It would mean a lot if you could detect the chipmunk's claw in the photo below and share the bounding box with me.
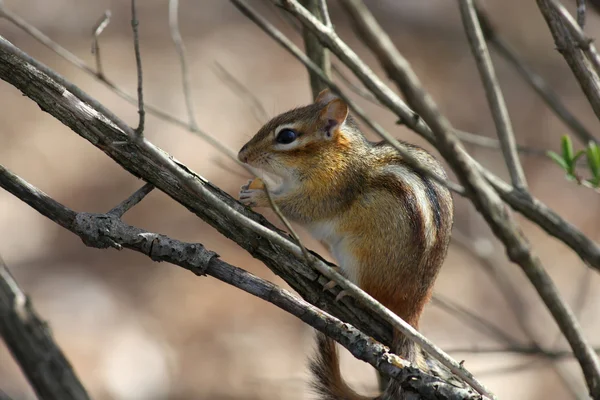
[335,290,350,302]
[239,179,262,207]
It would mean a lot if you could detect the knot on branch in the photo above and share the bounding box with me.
[73,213,124,250]
[72,213,218,276]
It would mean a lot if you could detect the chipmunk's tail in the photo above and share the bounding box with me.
[310,332,465,400]
[310,333,373,400]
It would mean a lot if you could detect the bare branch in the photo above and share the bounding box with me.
[549,0,600,72]
[168,0,199,131]
[537,0,600,124]
[577,0,586,28]
[300,0,332,97]
[0,257,90,400]
[317,0,331,28]
[0,166,479,400]
[130,0,145,135]
[431,294,522,346]
[107,182,154,217]
[480,168,600,270]
[458,0,527,191]
[212,62,269,123]
[91,10,111,78]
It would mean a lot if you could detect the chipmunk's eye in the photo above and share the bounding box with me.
[276,128,298,144]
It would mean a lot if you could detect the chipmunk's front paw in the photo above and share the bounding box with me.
[239,179,267,208]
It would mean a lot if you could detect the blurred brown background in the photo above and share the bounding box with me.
[1,0,600,399]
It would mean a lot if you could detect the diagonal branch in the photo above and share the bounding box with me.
[537,0,600,125]
[458,0,527,191]
[107,183,154,217]
[0,165,479,400]
[300,0,332,97]
[0,257,90,400]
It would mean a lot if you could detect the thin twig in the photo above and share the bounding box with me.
[130,0,145,135]
[91,10,111,78]
[458,0,527,191]
[431,294,523,346]
[475,3,597,145]
[107,183,154,217]
[0,256,91,400]
[577,0,586,28]
[317,0,331,28]
[212,62,269,123]
[299,0,332,97]
[168,0,199,131]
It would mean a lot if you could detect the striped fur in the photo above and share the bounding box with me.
[238,91,454,399]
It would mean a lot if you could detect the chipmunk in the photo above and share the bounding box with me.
[237,89,454,399]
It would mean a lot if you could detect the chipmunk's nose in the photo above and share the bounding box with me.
[238,144,249,163]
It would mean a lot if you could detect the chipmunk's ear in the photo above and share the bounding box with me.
[315,88,337,104]
[320,98,349,138]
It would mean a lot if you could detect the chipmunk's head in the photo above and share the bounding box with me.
[238,89,363,186]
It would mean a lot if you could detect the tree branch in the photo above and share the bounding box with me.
[458,0,528,191]
[299,0,332,97]
[537,0,600,125]
[0,257,90,400]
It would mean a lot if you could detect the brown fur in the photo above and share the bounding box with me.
[238,91,454,399]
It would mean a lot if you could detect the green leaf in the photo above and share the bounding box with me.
[547,151,569,172]
[587,142,600,180]
[570,150,586,175]
[561,135,574,167]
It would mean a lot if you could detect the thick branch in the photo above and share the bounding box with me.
[0,165,478,400]
[0,258,90,400]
